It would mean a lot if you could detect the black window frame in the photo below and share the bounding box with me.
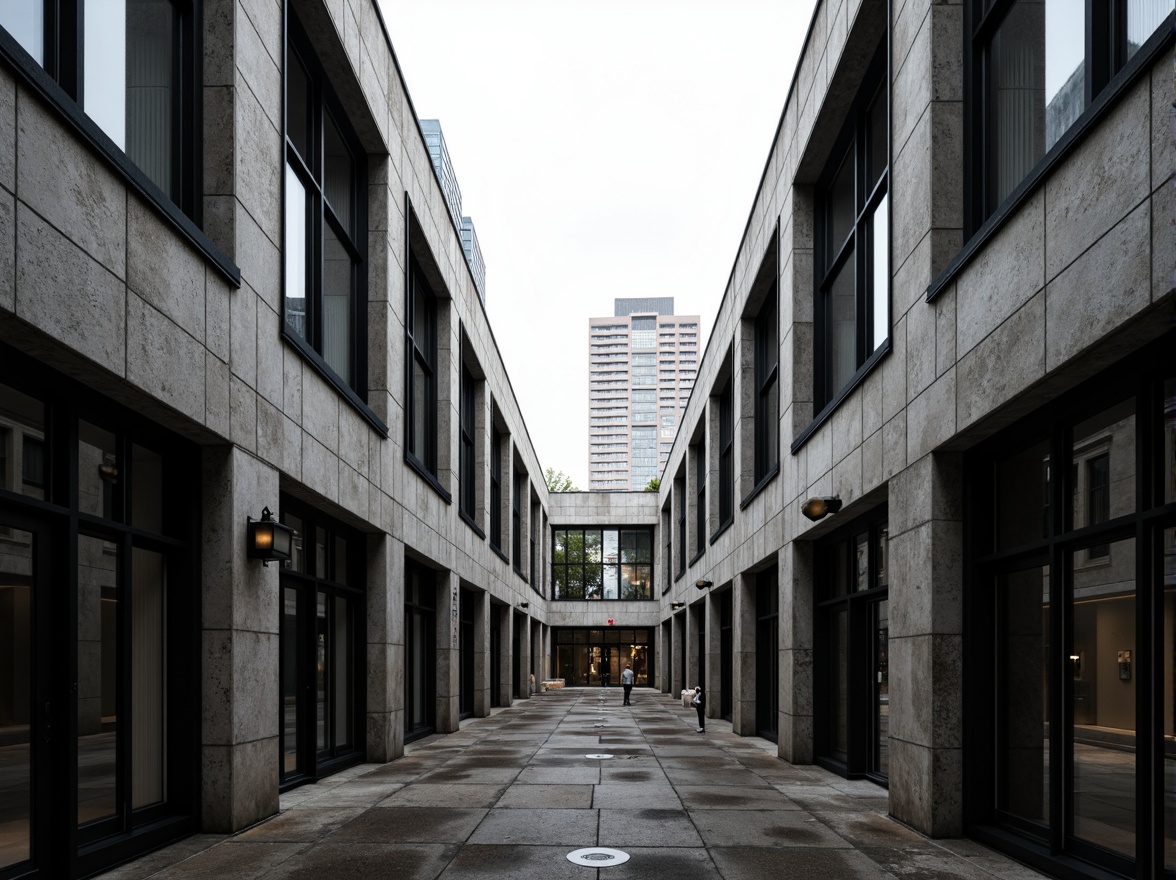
[676,475,687,578]
[813,44,890,416]
[0,0,239,284]
[512,466,524,577]
[692,442,706,565]
[550,526,655,601]
[458,356,481,535]
[489,425,503,553]
[282,11,374,425]
[405,254,438,478]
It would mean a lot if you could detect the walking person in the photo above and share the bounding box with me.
[692,685,705,732]
[621,664,634,705]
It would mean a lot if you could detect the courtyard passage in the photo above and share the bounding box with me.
[103,689,1048,880]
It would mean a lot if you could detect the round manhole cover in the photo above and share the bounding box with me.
[566,848,630,867]
[584,753,614,759]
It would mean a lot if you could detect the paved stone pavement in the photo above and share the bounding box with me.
[102,689,1050,880]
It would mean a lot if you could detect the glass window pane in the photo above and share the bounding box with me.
[831,609,849,757]
[870,194,889,352]
[125,0,178,200]
[876,522,889,588]
[322,224,353,385]
[131,547,165,808]
[78,535,118,825]
[568,530,584,564]
[996,438,1051,551]
[584,531,602,564]
[996,565,1049,827]
[0,2,44,64]
[854,532,870,591]
[1165,378,1176,504]
[827,148,854,264]
[0,382,47,500]
[1163,525,1176,871]
[79,422,118,521]
[316,591,328,751]
[334,595,351,748]
[412,357,429,462]
[827,250,856,396]
[283,513,305,573]
[84,0,127,149]
[284,165,309,342]
[0,525,33,869]
[287,51,312,163]
[554,530,567,564]
[553,565,566,599]
[602,530,619,564]
[315,528,327,580]
[1044,0,1085,152]
[566,564,583,599]
[281,585,299,775]
[867,87,887,192]
[1126,0,1174,61]
[333,535,347,584]
[131,445,163,533]
[1072,537,1135,857]
[323,114,353,236]
[585,564,602,600]
[874,599,890,777]
[990,2,1047,206]
[602,564,618,599]
[1070,397,1136,533]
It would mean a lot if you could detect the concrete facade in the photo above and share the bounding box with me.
[0,0,1170,878]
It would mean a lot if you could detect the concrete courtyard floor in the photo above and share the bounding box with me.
[102,688,1049,880]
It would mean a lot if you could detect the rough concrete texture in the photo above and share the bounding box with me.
[101,689,1048,880]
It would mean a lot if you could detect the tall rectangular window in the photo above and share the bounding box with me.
[816,49,888,409]
[969,0,1173,224]
[459,361,476,523]
[490,427,502,551]
[718,377,734,529]
[512,469,523,573]
[755,290,779,481]
[676,476,686,574]
[0,0,195,213]
[694,443,706,556]
[284,15,367,395]
[405,258,437,475]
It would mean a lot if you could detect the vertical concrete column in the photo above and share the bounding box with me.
[780,541,814,763]
[434,570,461,733]
[686,602,703,694]
[517,614,533,699]
[704,590,721,720]
[659,619,672,693]
[731,571,757,735]
[888,453,964,837]
[200,446,280,832]
[542,623,552,681]
[366,532,405,763]
[473,589,491,717]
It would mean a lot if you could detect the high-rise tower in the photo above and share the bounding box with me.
[588,298,700,490]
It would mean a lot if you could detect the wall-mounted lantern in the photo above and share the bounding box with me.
[520,602,529,609]
[670,601,685,611]
[695,579,713,590]
[801,496,843,522]
[247,506,294,567]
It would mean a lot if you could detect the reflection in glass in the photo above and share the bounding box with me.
[0,383,47,500]
[281,586,299,775]
[875,599,890,777]
[1072,538,1136,857]
[316,591,328,751]
[131,548,165,808]
[315,528,327,580]
[1126,0,1174,60]
[284,513,305,573]
[828,252,856,397]
[827,149,854,261]
[0,3,44,64]
[131,445,163,532]
[0,527,33,869]
[867,88,887,191]
[1163,527,1175,871]
[79,422,118,520]
[322,225,353,384]
[871,194,889,352]
[286,52,311,162]
[323,115,353,233]
[996,438,1050,550]
[996,565,1049,827]
[854,532,869,591]
[832,609,848,758]
[1164,379,1175,505]
[876,523,889,588]
[284,165,309,342]
[334,596,351,748]
[1070,398,1135,533]
[78,535,118,825]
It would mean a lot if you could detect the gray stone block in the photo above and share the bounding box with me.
[126,292,206,424]
[957,290,1045,431]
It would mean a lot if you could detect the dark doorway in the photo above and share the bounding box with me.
[489,607,502,708]
[719,591,733,721]
[459,589,475,719]
[404,560,436,743]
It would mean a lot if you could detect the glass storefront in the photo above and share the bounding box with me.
[553,628,653,686]
[968,339,1175,880]
[0,352,200,878]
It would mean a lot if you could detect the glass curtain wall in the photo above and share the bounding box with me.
[553,629,653,687]
[404,561,436,742]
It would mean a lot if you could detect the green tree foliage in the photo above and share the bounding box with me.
[545,467,578,492]
[643,477,661,492]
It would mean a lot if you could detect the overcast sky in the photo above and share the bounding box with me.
[378,0,808,489]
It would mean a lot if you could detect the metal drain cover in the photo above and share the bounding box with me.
[567,848,630,867]
[584,753,614,759]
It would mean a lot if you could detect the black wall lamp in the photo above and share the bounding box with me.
[801,496,842,522]
[695,579,713,590]
[247,506,294,566]
[520,602,529,609]
[670,601,685,610]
